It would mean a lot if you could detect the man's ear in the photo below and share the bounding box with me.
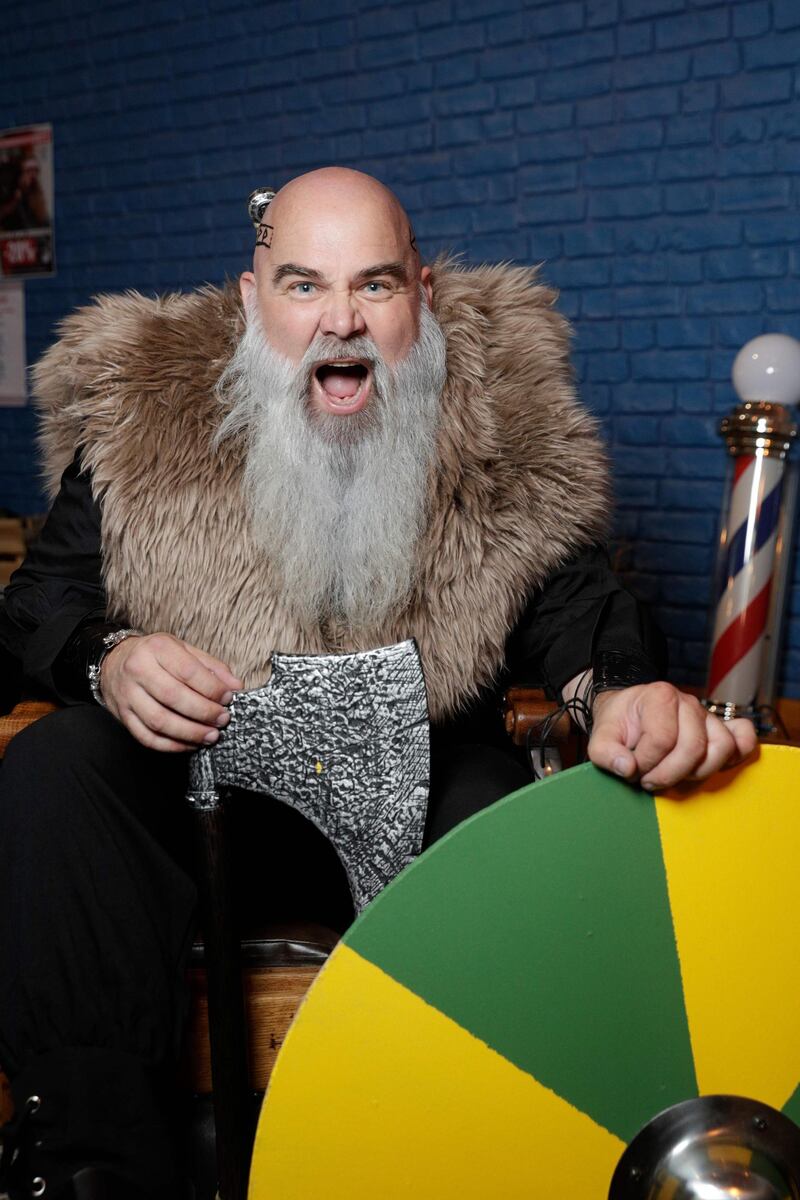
[420,264,433,308]
[239,270,256,307]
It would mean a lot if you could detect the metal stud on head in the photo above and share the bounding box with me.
[247,188,277,229]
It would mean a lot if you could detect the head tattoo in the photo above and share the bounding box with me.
[248,187,277,249]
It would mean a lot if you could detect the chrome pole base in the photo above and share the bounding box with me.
[609,1095,800,1200]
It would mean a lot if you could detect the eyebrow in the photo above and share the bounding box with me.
[272,263,326,284]
[271,261,410,286]
[353,261,409,284]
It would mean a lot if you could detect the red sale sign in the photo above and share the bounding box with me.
[0,124,55,278]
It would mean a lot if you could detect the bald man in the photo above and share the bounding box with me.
[86,169,754,784]
[0,168,754,1198]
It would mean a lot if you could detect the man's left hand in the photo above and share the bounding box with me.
[588,682,758,790]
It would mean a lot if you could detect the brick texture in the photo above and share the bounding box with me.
[2,0,799,695]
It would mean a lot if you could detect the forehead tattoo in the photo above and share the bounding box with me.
[248,187,277,250]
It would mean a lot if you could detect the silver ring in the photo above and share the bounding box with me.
[32,1178,46,1196]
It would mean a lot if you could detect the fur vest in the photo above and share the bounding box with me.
[32,260,610,722]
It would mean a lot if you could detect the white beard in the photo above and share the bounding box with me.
[215,295,447,629]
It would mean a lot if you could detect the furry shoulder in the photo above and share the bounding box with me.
[428,257,610,566]
[33,283,243,497]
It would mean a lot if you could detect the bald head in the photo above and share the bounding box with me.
[254,167,419,274]
[240,166,433,385]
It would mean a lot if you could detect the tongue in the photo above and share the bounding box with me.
[322,371,362,400]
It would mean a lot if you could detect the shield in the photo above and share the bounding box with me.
[248,745,800,1199]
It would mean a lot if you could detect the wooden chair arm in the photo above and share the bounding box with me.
[0,517,27,588]
[0,700,59,760]
[503,687,572,748]
[1,693,570,758]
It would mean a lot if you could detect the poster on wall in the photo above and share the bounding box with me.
[0,123,55,279]
[0,281,26,406]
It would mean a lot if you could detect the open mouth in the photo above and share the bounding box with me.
[312,359,372,415]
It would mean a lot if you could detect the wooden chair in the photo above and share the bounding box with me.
[0,519,27,589]
[0,700,59,757]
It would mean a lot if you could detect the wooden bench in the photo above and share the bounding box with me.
[0,516,43,588]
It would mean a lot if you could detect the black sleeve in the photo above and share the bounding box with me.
[0,450,112,707]
[506,544,667,699]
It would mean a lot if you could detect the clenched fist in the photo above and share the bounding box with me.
[588,682,758,790]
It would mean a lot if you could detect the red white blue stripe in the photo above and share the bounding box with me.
[707,454,785,705]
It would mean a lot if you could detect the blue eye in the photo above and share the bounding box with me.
[291,281,316,295]
[363,280,388,294]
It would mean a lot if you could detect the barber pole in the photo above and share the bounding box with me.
[705,334,800,729]
[706,452,788,714]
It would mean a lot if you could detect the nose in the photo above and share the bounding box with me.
[319,289,366,340]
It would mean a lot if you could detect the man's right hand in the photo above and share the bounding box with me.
[100,633,243,752]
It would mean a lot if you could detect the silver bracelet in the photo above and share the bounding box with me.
[87,628,142,708]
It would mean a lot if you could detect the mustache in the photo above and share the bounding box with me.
[298,335,379,384]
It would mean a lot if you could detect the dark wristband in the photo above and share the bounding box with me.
[591,646,661,695]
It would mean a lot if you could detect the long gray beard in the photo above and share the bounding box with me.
[215,297,447,629]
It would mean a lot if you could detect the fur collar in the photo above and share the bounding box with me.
[32,260,610,720]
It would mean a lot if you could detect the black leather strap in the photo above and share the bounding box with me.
[592,645,662,696]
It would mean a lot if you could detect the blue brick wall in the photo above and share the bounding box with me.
[2,0,800,695]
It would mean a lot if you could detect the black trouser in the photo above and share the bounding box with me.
[0,705,528,1190]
